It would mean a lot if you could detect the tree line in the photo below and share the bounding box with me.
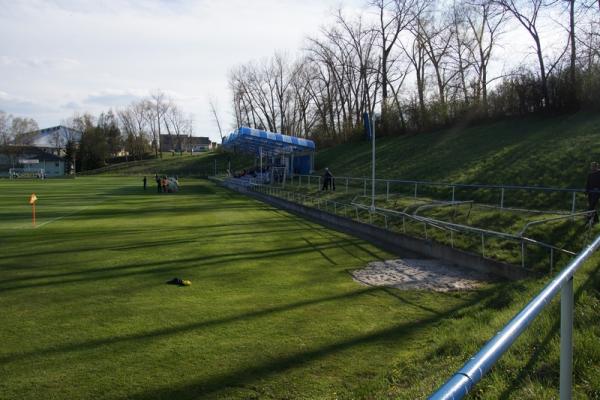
[1,91,194,171]
[229,0,600,145]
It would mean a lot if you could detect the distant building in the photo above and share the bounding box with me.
[0,146,66,177]
[20,125,82,157]
[160,134,212,153]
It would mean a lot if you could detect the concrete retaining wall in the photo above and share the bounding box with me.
[220,179,531,280]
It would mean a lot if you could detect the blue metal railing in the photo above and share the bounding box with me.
[429,233,600,400]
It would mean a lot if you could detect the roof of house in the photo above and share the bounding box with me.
[29,126,82,148]
[1,145,65,162]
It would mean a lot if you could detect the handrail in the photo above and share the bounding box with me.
[412,201,474,216]
[245,180,576,264]
[518,211,595,237]
[429,233,600,400]
[292,174,588,194]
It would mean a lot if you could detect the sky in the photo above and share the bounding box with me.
[0,0,569,142]
[0,0,359,142]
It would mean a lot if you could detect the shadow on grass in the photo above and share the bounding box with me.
[0,238,366,291]
[119,285,499,400]
[0,287,381,365]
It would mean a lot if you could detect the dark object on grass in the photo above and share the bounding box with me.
[166,277,191,286]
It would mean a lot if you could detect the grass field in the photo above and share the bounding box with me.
[1,177,599,399]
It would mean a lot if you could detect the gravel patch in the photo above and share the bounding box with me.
[351,259,493,292]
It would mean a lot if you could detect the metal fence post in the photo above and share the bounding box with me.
[560,277,574,400]
[414,183,418,198]
[481,234,485,258]
[571,192,576,214]
[363,179,367,196]
[521,240,526,268]
[500,188,505,209]
[345,177,349,193]
[452,186,456,202]
[386,181,390,201]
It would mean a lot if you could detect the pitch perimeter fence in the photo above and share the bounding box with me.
[223,178,589,272]
[288,174,590,214]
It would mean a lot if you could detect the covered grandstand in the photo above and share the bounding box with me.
[222,127,315,182]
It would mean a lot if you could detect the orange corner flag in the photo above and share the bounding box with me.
[29,193,38,205]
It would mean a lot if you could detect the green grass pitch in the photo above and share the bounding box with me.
[1,177,598,399]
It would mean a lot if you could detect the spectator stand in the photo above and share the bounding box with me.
[222,127,315,187]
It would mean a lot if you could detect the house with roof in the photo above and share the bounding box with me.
[160,134,213,153]
[0,145,67,177]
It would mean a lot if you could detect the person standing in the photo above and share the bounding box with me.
[586,162,600,224]
[155,174,161,193]
[143,176,147,190]
[322,168,332,191]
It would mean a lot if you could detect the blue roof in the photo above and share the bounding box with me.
[222,127,315,156]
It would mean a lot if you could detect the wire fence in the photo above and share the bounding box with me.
[287,174,590,214]
[222,178,591,272]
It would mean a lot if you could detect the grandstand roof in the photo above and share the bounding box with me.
[222,127,315,157]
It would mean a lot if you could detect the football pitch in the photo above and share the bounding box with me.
[0,177,501,399]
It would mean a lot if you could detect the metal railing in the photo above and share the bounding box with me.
[288,174,589,214]
[429,233,600,400]
[232,180,580,271]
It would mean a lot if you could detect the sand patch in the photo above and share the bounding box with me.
[351,259,492,292]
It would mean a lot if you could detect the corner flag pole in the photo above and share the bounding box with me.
[29,193,38,227]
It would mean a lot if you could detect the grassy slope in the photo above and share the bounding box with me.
[316,112,600,189]
[83,151,251,177]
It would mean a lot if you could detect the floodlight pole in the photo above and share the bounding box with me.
[371,115,376,212]
[259,146,263,182]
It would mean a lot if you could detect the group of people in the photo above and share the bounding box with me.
[143,174,179,193]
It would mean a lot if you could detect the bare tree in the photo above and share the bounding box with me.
[0,111,13,145]
[208,96,224,140]
[371,0,426,122]
[149,91,170,157]
[463,0,507,113]
[11,117,39,145]
[492,0,552,108]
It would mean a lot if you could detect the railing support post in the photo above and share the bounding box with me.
[386,181,390,201]
[571,192,576,215]
[345,177,349,193]
[452,186,456,203]
[560,277,574,400]
[500,188,505,209]
[363,179,367,196]
[414,183,418,198]
[481,234,486,258]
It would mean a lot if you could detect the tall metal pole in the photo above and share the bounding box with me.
[371,115,376,212]
[259,147,263,181]
[560,277,574,400]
